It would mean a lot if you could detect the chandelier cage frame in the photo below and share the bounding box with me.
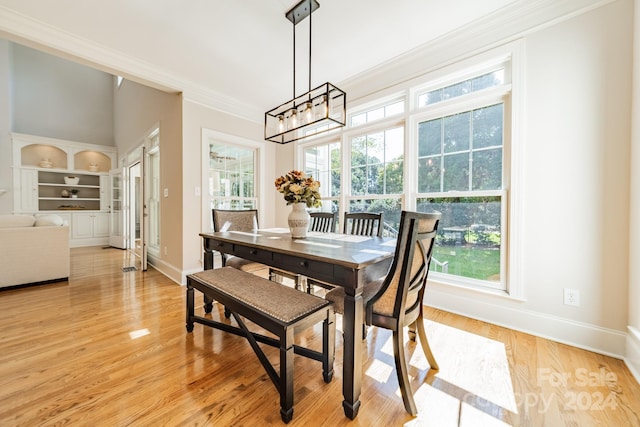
[264,0,346,144]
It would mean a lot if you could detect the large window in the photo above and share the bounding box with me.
[415,68,508,290]
[297,52,514,293]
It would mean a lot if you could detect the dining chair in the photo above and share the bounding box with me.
[309,211,337,233]
[343,212,384,237]
[212,209,265,273]
[325,210,441,415]
[269,212,337,290]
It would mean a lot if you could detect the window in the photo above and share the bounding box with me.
[208,142,257,217]
[303,142,340,214]
[348,125,404,235]
[414,67,508,291]
[350,100,404,127]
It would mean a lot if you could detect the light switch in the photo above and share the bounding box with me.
[163,188,169,197]
[195,186,201,196]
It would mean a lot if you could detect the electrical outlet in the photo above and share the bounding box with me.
[563,288,580,306]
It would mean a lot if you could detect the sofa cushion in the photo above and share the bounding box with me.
[0,215,35,228]
[35,214,64,227]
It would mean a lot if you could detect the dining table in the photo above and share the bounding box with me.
[199,228,395,419]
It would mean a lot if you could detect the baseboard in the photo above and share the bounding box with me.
[626,326,640,384]
[147,256,183,285]
[426,286,627,359]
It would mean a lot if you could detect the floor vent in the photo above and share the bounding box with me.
[122,266,138,272]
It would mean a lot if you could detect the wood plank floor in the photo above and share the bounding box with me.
[0,246,639,426]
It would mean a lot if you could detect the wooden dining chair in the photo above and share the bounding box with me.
[325,210,441,415]
[309,211,337,233]
[270,211,337,291]
[212,209,265,273]
[343,212,384,237]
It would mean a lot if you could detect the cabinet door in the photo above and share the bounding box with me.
[93,212,110,238]
[20,169,38,212]
[72,213,95,239]
[100,175,110,211]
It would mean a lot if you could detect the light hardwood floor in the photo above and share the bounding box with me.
[0,246,639,426]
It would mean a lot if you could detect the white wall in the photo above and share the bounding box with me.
[345,0,634,357]
[627,0,640,381]
[181,100,279,282]
[11,43,114,146]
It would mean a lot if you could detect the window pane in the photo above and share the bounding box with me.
[385,160,403,193]
[367,107,385,122]
[385,127,404,162]
[351,165,367,195]
[417,68,505,108]
[417,196,501,283]
[351,136,366,167]
[473,148,502,190]
[304,142,341,199]
[443,80,471,100]
[444,112,470,152]
[418,157,441,192]
[473,104,503,149]
[385,100,404,116]
[209,142,256,215]
[472,69,504,91]
[348,198,402,237]
[443,153,469,191]
[418,119,441,156]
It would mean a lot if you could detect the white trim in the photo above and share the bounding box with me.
[147,255,182,285]
[626,326,640,384]
[427,285,627,358]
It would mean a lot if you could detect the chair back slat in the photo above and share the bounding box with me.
[368,211,440,324]
[212,209,259,232]
[309,212,337,233]
[343,212,384,237]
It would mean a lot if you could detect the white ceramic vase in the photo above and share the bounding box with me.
[288,203,310,238]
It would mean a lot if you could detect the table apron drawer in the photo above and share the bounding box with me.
[234,244,273,263]
[274,253,333,278]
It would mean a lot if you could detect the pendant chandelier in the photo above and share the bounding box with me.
[264,0,346,144]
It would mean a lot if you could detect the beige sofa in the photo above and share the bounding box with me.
[0,214,70,289]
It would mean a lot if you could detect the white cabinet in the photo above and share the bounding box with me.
[72,212,109,246]
[12,133,117,247]
[19,169,38,212]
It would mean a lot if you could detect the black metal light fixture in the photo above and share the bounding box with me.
[264,0,346,144]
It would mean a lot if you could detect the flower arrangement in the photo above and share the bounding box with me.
[275,170,321,208]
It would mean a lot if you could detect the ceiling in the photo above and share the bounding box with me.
[0,0,522,122]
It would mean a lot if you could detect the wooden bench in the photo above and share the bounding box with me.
[186,267,336,423]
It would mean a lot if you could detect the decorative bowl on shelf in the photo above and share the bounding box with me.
[39,159,53,168]
[64,176,80,185]
[88,163,99,172]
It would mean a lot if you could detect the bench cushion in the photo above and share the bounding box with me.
[190,267,331,324]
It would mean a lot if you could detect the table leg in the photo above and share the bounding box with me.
[203,248,214,312]
[342,288,364,419]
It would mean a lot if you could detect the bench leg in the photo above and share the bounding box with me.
[323,310,335,383]
[280,329,294,423]
[186,283,194,332]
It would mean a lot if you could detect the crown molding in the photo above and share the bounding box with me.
[341,0,617,103]
[0,5,261,122]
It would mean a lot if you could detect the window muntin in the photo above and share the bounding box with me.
[417,69,504,107]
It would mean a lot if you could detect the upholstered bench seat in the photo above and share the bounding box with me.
[186,267,335,423]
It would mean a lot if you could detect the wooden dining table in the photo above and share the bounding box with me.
[199,228,395,419]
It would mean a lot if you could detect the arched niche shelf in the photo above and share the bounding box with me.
[21,144,68,169]
[74,150,112,172]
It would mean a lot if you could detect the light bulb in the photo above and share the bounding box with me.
[305,102,313,123]
[278,115,285,133]
[289,109,297,129]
